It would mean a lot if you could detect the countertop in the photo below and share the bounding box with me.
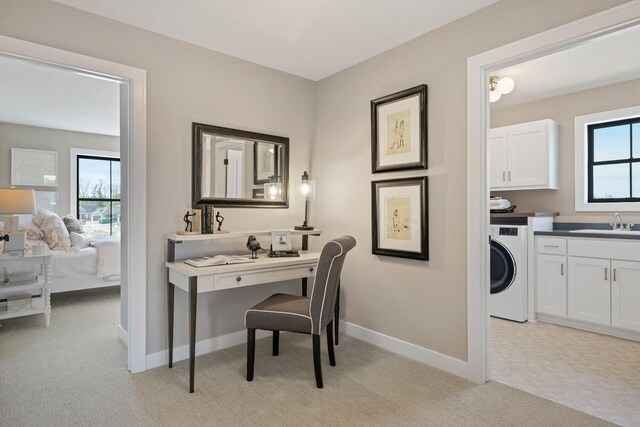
[534,222,640,240]
[490,212,558,218]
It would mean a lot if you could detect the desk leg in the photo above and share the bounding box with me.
[301,235,309,296]
[335,279,340,345]
[167,279,175,368]
[189,277,197,393]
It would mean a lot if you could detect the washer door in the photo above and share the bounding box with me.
[490,239,516,294]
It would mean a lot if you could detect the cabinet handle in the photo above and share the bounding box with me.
[604,268,608,281]
[508,171,511,181]
[544,245,559,248]
[502,171,506,182]
[236,276,242,282]
[560,263,564,276]
[613,268,617,282]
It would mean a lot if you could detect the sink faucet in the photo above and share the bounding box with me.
[612,213,634,231]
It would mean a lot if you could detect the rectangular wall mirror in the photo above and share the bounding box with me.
[192,123,289,208]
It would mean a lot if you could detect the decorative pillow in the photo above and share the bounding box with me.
[69,231,90,249]
[63,215,83,234]
[18,221,44,240]
[32,209,71,249]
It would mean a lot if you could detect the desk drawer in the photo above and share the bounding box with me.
[536,237,566,255]
[214,264,316,291]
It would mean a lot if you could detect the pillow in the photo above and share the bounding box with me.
[18,221,44,240]
[63,215,83,234]
[32,209,71,249]
[70,231,90,249]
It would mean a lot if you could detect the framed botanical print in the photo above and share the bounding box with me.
[371,176,428,260]
[371,84,427,173]
[253,142,278,184]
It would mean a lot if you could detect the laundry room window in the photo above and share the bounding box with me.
[575,106,640,211]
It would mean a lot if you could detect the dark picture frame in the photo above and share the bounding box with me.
[253,142,279,185]
[371,84,428,173]
[371,176,428,260]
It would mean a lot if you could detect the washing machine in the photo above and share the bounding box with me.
[490,225,528,322]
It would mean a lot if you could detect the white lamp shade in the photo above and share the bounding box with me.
[496,77,515,94]
[0,188,36,214]
[263,182,282,200]
[489,90,502,103]
[295,179,316,201]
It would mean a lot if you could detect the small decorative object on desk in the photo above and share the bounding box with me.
[246,235,262,259]
[185,255,254,268]
[271,230,292,251]
[215,211,225,232]
[178,210,199,235]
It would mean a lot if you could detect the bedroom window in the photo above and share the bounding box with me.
[575,106,640,211]
[76,155,121,236]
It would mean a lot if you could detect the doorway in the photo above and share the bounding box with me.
[0,35,147,372]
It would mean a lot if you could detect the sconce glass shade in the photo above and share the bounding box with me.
[496,77,515,94]
[263,182,283,201]
[295,177,316,201]
[489,90,502,103]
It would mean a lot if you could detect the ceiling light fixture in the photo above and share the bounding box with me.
[489,76,515,103]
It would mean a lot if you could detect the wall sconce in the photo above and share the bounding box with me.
[294,171,316,231]
[489,76,515,103]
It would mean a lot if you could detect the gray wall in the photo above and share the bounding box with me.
[491,78,640,224]
[313,0,628,360]
[0,122,119,217]
[0,0,630,361]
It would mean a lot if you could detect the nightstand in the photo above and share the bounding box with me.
[0,254,52,327]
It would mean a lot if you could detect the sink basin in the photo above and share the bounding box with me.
[569,229,640,235]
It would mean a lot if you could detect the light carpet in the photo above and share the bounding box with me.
[0,287,612,426]
[491,317,640,427]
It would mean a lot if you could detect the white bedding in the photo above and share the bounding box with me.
[26,236,121,293]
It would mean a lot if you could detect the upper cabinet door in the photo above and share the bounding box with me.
[489,128,508,189]
[489,119,558,191]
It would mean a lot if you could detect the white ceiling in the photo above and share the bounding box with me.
[491,25,640,109]
[52,0,498,81]
[0,55,120,136]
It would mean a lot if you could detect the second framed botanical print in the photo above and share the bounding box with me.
[371,176,428,260]
[371,84,427,173]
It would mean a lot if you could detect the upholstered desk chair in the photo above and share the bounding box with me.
[245,235,356,388]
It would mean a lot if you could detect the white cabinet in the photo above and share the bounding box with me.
[611,260,640,332]
[536,254,567,317]
[567,256,611,326]
[534,235,640,336]
[489,119,558,191]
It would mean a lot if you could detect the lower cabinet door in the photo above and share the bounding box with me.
[611,260,640,332]
[567,256,610,325]
[535,254,567,316]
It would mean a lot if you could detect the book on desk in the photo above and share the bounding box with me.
[184,255,254,268]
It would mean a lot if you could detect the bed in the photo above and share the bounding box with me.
[28,237,121,293]
[10,208,122,294]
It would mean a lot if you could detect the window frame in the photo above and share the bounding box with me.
[575,106,640,211]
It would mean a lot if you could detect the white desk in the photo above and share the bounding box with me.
[166,251,320,393]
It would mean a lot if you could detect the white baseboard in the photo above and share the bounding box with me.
[146,329,271,370]
[341,320,468,379]
[118,324,128,347]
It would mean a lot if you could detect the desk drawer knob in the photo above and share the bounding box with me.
[309,267,314,273]
[236,276,242,282]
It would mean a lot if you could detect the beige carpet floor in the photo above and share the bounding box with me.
[491,317,640,427]
[1,287,613,427]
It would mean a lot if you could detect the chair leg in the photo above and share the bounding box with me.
[272,330,279,356]
[312,334,323,388]
[326,320,336,366]
[247,328,255,381]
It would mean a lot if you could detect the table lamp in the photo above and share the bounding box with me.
[294,171,316,231]
[0,188,37,242]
